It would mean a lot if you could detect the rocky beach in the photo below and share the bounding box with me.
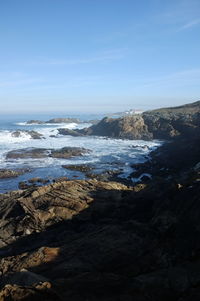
[0,101,200,300]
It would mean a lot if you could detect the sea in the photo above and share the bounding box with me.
[0,113,161,193]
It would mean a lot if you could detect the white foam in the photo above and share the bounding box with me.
[131,173,152,183]
[15,122,28,126]
[0,130,32,143]
[0,124,162,178]
[15,122,92,128]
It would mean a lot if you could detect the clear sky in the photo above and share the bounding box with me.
[0,0,200,113]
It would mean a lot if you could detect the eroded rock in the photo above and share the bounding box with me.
[0,169,30,179]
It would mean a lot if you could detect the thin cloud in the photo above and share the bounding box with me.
[0,72,44,88]
[137,69,200,89]
[30,48,127,66]
[178,18,200,31]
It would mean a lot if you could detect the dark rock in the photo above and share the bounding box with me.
[28,178,50,184]
[26,120,45,124]
[6,148,50,159]
[6,147,90,160]
[18,181,31,190]
[51,147,90,158]
[87,119,100,125]
[0,282,61,301]
[62,164,93,172]
[53,177,69,183]
[47,118,80,124]
[58,128,84,136]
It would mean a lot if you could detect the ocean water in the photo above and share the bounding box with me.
[0,114,161,193]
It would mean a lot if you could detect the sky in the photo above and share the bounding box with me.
[0,0,200,114]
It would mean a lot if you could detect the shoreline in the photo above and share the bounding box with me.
[0,101,200,300]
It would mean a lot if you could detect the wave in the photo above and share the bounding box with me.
[15,122,91,127]
[15,122,28,126]
[0,130,32,143]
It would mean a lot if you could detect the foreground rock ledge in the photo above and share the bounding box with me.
[0,166,199,300]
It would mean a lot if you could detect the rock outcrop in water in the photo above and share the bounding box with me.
[6,147,89,159]
[11,130,44,139]
[0,169,30,179]
[47,118,80,124]
[27,118,80,124]
[57,128,84,136]
[26,120,45,125]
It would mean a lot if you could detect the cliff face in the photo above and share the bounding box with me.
[142,100,200,139]
[79,100,200,140]
[82,115,152,140]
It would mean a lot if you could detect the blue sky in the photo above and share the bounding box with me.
[0,0,200,113]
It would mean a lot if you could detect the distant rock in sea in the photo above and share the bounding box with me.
[57,128,84,136]
[26,118,81,124]
[26,120,45,124]
[46,117,80,123]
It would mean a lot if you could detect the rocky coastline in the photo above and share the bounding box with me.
[57,100,200,141]
[0,101,200,300]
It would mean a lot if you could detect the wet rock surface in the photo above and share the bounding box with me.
[18,178,50,190]
[57,128,85,136]
[0,169,31,179]
[62,164,93,173]
[51,147,89,159]
[6,147,90,160]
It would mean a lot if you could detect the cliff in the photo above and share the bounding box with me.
[75,100,200,140]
